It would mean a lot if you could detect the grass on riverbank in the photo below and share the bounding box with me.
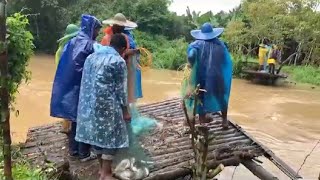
[0,142,49,180]
[282,65,320,86]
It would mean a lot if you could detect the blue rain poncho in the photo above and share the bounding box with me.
[123,30,143,99]
[75,44,129,149]
[50,14,101,121]
[187,38,232,115]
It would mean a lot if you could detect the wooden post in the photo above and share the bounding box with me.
[182,85,223,180]
[0,1,12,180]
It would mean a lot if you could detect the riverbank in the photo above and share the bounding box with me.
[282,65,320,87]
[0,142,48,179]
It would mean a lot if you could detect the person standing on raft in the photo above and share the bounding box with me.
[101,13,140,119]
[54,24,80,134]
[76,34,129,180]
[50,14,102,161]
[186,23,233,129]
[123,26,143,100]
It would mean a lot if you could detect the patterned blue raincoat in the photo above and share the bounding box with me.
[75,44,129,149]
[187,38,232,115]
[50,15,101,121]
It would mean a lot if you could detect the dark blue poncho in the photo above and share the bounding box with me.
[50,14,101,121]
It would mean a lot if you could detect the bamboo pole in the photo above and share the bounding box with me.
[0,1,12,180]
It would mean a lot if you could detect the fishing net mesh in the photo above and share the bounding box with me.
[114,51,156,166]
[180,61,198,115]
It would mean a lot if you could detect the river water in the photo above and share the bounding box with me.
[10,55,320,179]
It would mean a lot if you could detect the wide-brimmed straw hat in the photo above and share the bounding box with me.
[102,13,137,28]
[191,23,224,40]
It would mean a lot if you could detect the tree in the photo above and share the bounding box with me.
[0,11,34,180]
[223,20,248,54]
[0,1,11,179]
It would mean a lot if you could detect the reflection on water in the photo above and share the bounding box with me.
[11,55,320,179]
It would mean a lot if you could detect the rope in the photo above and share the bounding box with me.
[296,139,320,176]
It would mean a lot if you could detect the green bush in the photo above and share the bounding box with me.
[6,13,34,104]
[231,54,245,78]
[134,30,188,70]
[0,13,46,180]
[153,38,187,69]
[0,140,48,180]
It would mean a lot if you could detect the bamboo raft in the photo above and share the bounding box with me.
[243,69,287,78]
[22,98,301,180]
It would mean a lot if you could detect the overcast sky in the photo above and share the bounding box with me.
[169,0,241,15]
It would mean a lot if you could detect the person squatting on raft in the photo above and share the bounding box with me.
[75,34,129,180]
[54,24,80,134]
[50,14,102,161]
[186,23,232,129]
[101,13,141,115]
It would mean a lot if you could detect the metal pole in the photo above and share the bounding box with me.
[0,0,12,179]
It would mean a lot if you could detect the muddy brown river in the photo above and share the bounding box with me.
[10,55,320,179]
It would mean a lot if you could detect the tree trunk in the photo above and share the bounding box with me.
[0,1,12,180]
[294,42,302,66]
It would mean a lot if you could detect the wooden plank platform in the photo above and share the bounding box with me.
[21,98,301,180]
[243,69,288,79]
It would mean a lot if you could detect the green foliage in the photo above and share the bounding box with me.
[8,0,74,53]
[6,13,34,105]
[153,38,188,70]
[8,0,191,52]
[134,30,188,70]
[7,0,320,81]
[231,54,246,78]
[223,0,320,66]
[0,142,48,180]
[282,65,320,86]
[0,12,37,180]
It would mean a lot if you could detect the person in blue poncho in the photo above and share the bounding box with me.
[186,23,233,129]
[50,14,102,161]
[123,27,143,100]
